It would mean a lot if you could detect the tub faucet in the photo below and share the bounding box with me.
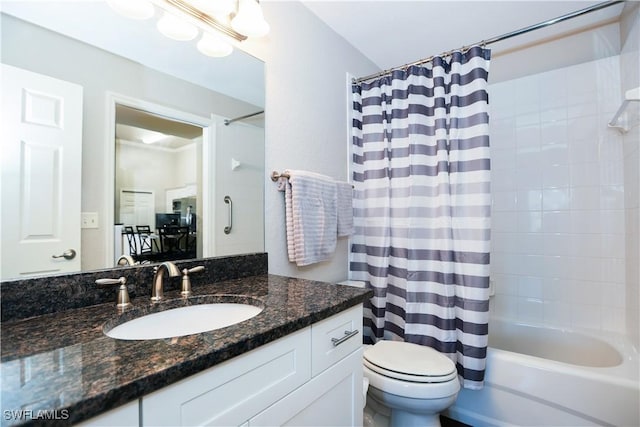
[151,261,181,302]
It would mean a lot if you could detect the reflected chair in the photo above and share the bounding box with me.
[175,226,190,254]
[124,225,156,263]
[158,226,178,255]
[123,226,138,257]
[136,225,159,254]
[185,230,197,258]
[158,226,192,260]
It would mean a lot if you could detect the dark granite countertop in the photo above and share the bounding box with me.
[0,274,371,426]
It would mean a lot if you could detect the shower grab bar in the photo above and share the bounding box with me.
[608,87,640,134]
[224,196,232,234]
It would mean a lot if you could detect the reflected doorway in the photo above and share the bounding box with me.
[114,104,204,264]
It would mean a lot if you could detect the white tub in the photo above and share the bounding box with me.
[446,318,640,426]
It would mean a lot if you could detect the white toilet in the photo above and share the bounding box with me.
[363,340,460,427]
[337,281,461,427]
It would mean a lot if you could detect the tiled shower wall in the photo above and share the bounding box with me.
[621,5,640,347]
[488,55,627,333]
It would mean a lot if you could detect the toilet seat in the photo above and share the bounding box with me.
[363,341,460,400]
[363,341,457,383]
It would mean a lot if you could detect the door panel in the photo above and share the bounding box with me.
[1,64,83,279]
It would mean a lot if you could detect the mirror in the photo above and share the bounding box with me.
[0,1,265,280]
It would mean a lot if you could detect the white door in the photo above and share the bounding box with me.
[1,64,83,280]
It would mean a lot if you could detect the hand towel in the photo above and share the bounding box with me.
[336,181,354,236]
[285,170,337,266]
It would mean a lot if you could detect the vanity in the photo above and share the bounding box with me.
[0,254,372,426]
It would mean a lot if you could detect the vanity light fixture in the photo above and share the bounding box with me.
[106,0,269,58]
[197,33,234,58]
[231,0,270,38]
[157,10,199,41]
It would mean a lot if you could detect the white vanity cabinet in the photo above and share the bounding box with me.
[140,304,363,426]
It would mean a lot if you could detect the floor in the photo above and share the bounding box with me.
[364,399,472,427]
[441,415,472,427]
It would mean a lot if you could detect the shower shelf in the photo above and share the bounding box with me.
[608,86,640,134]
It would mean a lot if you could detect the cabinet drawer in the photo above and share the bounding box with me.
[311,304,363,377]
[142,327,311,426]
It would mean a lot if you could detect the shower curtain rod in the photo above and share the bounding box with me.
[224,110,264,126]
[353,0,624,84]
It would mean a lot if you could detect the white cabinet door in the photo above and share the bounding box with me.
[249,349,363,427]
[1,64,83,279]
[141,328,311,426]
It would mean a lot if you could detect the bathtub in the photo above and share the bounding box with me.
[445,318,639,426]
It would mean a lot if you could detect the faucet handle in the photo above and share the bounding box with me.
[96,277,132,310]
[181,266,205,298]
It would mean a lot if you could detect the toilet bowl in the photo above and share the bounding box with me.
[336,280,460,427]
[363,341,460,427]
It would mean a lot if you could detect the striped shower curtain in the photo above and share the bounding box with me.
[350,46,492,389]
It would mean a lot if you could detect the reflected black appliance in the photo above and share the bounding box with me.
[155,213,180,229]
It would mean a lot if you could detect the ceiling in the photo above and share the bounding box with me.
[302,0,626,73]
[116,105,202,150]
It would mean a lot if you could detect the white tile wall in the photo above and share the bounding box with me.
[620,6,640,348]
[489,56,628,333]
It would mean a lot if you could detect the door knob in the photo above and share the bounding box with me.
[52,249,77,260]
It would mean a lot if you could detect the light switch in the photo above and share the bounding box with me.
[81,212,99,229]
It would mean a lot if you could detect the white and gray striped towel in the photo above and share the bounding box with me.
[279,170,352,266]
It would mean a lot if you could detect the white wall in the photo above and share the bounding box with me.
[257,2,378,282]
[620,3,640,347]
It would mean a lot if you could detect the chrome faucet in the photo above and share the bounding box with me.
[151,261,181,302]
[117,255,137,266]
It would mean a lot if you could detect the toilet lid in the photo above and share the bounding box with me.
[364,341,457,383]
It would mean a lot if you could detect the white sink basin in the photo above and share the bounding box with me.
[105,303,263,340]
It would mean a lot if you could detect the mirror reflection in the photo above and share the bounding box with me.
[0,1,265,280]
[115,105,203,264]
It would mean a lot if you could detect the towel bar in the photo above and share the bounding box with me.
[271,170,290,181]
[271,170,354,188]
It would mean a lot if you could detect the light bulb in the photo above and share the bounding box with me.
[142,131,166,145]
[106,0,155,20]
[157,11,198,41]
[231,0,270,38]
[197,33,233,57]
